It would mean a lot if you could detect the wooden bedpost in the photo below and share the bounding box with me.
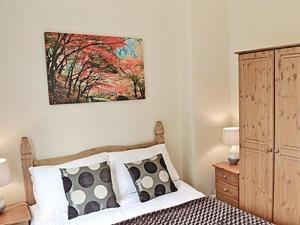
[155,121,165,144]
[20,137,36,205]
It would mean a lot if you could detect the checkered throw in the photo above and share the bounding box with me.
[114,197,273,225]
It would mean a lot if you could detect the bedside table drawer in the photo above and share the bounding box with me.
[216,180,238,200]
[213,162,239,209]
[216,168,239,186]
[216,193,239,208]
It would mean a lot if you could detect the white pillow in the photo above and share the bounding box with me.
[108,144,179,203]
[29,152,108,218]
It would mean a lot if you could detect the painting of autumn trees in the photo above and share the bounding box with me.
[44,32,145,104]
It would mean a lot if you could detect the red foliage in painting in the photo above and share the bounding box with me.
[44,32,145,104]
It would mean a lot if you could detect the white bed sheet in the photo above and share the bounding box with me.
[30,180,205,225]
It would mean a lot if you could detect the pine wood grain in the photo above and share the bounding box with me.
[216,193,239,208]
[274,47,300,225]
[215,167,239,187]
[213,162,239,208]
[238,45,300,224]
[213,162,239,175]
[235,43,300,55]
[239,51,274,221]
[216,180,239,201]
[0,203,31,225]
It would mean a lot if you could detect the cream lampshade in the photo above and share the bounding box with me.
[0,158,12,213]
[222,127,239,165]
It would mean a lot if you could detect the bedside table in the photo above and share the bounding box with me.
[0,203,31,225]
[213,162,239,208]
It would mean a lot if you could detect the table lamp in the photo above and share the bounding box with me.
[222,127,239,165]
[0,158,11,213]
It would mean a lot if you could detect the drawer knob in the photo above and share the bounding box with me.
[223,175,227,179]
[223,188,228,192]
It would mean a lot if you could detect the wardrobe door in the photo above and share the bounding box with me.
[274,47,300,225]
[239,51,274,221]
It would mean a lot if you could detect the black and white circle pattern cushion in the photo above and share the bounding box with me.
[60,162,119,220]
[125,154,178,202]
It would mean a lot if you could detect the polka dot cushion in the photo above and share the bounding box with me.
[60,162,119,220]
[125,154,178,202]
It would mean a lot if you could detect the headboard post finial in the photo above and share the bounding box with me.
[154,121,165,144]
[20,137,36,205]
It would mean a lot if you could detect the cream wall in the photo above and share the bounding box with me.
[188,0,300,195]
[0,0,233,204]
[0,0,186,204]
[182,0,231,195]
[228,0,300,124]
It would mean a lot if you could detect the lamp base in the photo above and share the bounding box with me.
[0,193,5,214]
[228,157,239,165]
[228,145,239,165]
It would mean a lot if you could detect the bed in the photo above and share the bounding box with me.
[20,121,273,225]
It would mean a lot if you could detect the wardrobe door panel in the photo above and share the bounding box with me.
[239,51,274,221]
[274,47,300,225]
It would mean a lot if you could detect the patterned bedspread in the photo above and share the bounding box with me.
[114,197,273,225]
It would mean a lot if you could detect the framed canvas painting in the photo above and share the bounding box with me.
[44,32,145,104]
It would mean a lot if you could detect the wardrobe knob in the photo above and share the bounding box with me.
[274,148,280,154]
[223,188,228,192]
[223,175,227,179]
[267,148,273,153]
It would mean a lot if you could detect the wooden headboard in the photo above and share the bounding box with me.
[20,121,165,205]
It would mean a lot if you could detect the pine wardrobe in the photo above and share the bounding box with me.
[237,44,300,225]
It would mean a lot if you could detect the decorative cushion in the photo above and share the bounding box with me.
[29,152,109,218]
[125,154,178,202]
[108,144,180,203]
[60,162,119,220]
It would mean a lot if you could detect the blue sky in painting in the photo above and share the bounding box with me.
[115,38,140,59]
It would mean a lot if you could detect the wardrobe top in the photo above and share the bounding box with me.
[235,43,300,55]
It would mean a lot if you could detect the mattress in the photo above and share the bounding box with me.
[30,180,205,225]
